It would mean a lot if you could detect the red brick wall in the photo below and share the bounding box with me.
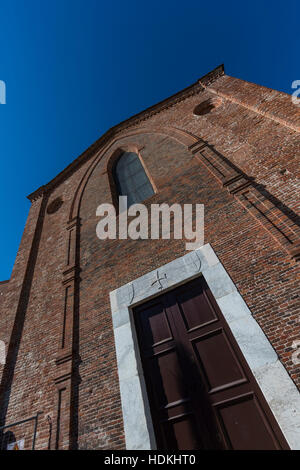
[0,72,299,449]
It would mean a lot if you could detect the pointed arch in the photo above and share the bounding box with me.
[68,126,198,221]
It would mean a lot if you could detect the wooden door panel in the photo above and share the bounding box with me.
[175,286,217,331]
[215,394,281,450]
[161,414,202,450]
[147,348,190,409]
[191,328,247,394]
[137,301,173,349]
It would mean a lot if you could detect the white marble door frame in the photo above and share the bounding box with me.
[109,243,300,450]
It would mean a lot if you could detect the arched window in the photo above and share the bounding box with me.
[113,151,154,207]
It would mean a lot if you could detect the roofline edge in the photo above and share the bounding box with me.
[27,64,225,202]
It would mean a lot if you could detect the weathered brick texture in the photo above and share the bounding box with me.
[0,66,299,449]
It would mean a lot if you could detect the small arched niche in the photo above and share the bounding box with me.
[193,97,223,116]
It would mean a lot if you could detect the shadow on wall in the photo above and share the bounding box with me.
[0,195,49,433]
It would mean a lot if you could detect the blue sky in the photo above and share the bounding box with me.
[0,0,299,280]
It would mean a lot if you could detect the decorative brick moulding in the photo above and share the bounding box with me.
[189,140,300,261]
[53,215,81,449]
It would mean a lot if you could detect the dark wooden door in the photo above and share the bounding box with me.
[133,276,289,450]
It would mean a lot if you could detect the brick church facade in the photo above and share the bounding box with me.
[0,65,299,450]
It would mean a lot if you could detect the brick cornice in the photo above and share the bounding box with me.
[27,65,224,202]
